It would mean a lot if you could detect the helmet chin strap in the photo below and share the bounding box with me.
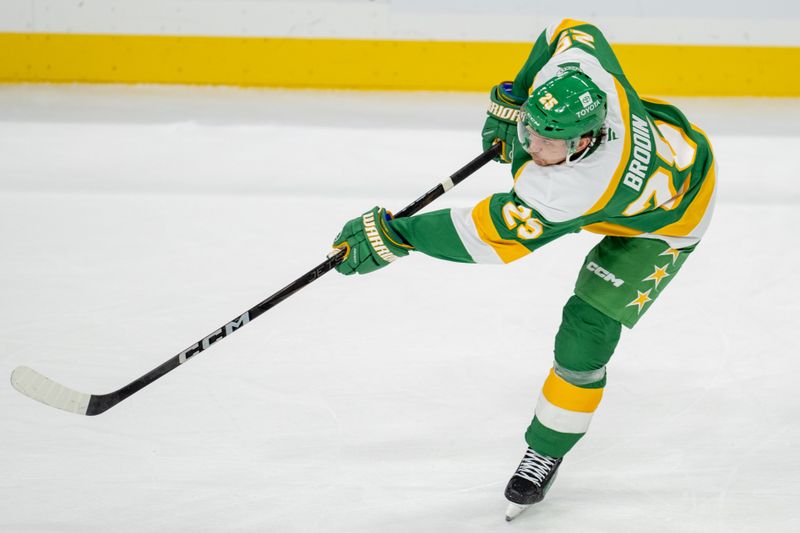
[564,136,596,167]
[563,137,582,167]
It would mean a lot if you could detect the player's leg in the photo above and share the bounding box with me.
[521,294,620,457]
[505,236,697,519]
[504,295,620,520]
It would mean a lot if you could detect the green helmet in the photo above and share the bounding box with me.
[517,69,607,162]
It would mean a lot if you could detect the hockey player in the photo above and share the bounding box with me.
[332,19,716,520]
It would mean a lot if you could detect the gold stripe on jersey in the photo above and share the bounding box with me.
[548,19,592,44]
[471,196,532,264]
[656,157,716,237]
[541,368,604,412]
[582,221,643,237]
[582,77,632,217]
[513,160,532,183]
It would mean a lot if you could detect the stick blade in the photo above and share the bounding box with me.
[11,366,91,415]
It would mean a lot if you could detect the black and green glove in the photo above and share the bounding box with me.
[482,81,527,163]
[333,207,412,275]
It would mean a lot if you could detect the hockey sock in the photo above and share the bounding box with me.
[525,295,621,458]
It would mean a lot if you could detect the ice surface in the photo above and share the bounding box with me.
[1,84,798,532]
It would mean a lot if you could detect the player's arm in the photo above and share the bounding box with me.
[509,29,553,98]
[482,29,551,164]
[330,193,579,275]
[389,192,581,265]
[505,17,624,101]
[483,19,622,164]
[513,19,626,92]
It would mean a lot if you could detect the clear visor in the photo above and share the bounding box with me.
[517,120,568,157]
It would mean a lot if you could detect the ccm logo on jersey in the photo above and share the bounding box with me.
[586,262,625,287]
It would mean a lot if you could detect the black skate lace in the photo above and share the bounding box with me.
[514,448,558,485]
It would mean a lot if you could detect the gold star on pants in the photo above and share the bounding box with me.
[659,248,681,265]
[643,264,670,290]
[626,289,653,314]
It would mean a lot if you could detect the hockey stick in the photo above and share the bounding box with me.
[10,143,502,416]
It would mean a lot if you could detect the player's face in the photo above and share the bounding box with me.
[521,127,569,166]
[518,123,593,166]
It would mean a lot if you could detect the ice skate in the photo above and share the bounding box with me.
[504,447,562,521]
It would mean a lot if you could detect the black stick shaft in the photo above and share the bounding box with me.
[86,144,501,415]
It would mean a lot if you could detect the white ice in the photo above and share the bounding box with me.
[1,84,798,532]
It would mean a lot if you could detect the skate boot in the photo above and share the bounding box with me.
[504,447,562,521]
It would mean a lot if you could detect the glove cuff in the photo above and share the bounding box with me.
[487,82,525,124]
[362,208,410,265]
[497,81,527,105]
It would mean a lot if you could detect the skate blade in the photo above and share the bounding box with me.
[505,502,531,522]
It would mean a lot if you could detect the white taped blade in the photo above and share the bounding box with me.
[10,366,91,415]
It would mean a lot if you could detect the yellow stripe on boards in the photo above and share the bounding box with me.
[541,368,604,413]
[0,33,527,91]
[0,33,798,96]
[615,43,800,97]
[470,196,531,264]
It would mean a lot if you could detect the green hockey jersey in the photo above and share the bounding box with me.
[391,19,717,265]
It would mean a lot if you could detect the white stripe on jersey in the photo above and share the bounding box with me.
[684,164,717,239]
[514,47,628,224]
[449,207,504,264]
[545,22,558,44]
[638,232,700,249]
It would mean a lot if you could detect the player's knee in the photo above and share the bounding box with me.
[554,294,621,380]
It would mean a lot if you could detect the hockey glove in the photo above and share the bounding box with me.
[333,207,412,275]
[482,81,526,164]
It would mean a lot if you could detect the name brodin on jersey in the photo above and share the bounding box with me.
[622,113,653,192]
